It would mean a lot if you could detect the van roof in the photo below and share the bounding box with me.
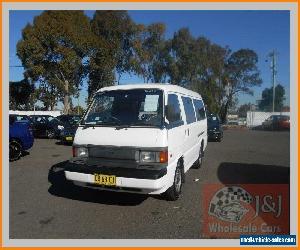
[97,83,202,99]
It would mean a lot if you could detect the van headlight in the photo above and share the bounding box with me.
[73,146,88,157]
[138,150,168,163]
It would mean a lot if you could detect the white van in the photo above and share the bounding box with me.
[64,84,207,200]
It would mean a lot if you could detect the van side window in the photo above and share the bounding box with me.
[181,96,196,124]
[166,94,182,125]
[193,99,206,121]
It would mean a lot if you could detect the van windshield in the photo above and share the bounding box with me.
[82,88,164,127]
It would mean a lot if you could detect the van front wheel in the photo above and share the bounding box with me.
[164,164,183,201]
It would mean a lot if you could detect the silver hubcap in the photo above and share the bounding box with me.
[174,168,182,193]
[10,142,20,159]
[48,131,54,137]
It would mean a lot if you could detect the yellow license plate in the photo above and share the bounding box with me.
[94,174,116,186]
[65,136,73,141]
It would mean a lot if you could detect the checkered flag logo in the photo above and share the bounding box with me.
[208,186,253,223]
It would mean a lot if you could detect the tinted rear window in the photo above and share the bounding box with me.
[193,99,206,121]
[166,94,182,125]
[181,96,196,124]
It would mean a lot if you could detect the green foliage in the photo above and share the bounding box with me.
[17,10,93,114]
[34,81,59,110]
[9,79,35,110]
[89,10,137,97]
[15,10,262,120]
[258,84,285,111]
[219,49,262,122]
[130,23,167,83]
[70,105,85,115]
[225,49,262,95]
[237,103,251,118]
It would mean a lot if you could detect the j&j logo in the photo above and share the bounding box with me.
[203,184,289,237]
[208,186,253,223]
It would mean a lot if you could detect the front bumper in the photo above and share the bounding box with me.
[64,159,170,194]
[65,171,169,194]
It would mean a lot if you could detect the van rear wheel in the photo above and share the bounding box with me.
[164,163,183,201]
[194,146,204,169]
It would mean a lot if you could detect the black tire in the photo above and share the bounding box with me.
[9,140,22,161]
[46,129,55,139]
[164,162,183,201]
[194,145,204,169]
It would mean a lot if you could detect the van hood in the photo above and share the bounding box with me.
[73,126,167,148]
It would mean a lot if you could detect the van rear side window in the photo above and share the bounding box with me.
[193,99,206,121]
[181,96,196,124]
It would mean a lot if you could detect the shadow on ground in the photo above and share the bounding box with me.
[217,162,289,184]
[55,141,72,146]
[48,161,148,206]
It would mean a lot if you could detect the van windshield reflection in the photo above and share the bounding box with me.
[82,89,163,127]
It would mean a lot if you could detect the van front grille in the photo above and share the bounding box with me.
[88,145,137,160]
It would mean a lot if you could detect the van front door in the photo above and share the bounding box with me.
[166,94,185,167]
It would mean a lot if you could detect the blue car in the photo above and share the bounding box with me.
[9,115,34,161]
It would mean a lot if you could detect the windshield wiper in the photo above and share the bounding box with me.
[81,123,96,129]
[115,124,132,130]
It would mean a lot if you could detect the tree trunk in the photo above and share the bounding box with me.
[220,94,233,124]
[220,100,229,124]
[50,102,55,111]
[63,80,70,114]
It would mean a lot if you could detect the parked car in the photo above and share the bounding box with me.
[262,115,290,130]
[63,84,208,201]
[9,114,31,123]
[57,115,81,143]
[9,115,34,161]
[29,115,64,138]
[207,113,223,142]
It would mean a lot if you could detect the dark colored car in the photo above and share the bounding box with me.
[29,115,65,139]
[57,115,81,143]
[9,115,34,161]
[262,115,290,130]
[207,113,223,142]
[9,114,31,123]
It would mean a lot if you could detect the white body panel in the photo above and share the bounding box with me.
[65,84,207,195]
[74,126,167,148]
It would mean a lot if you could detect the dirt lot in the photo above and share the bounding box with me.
[9,130,290,239]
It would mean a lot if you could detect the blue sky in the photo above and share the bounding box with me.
[9,10,290,109]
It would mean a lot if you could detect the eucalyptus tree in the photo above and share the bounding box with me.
[17,10,93,113]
